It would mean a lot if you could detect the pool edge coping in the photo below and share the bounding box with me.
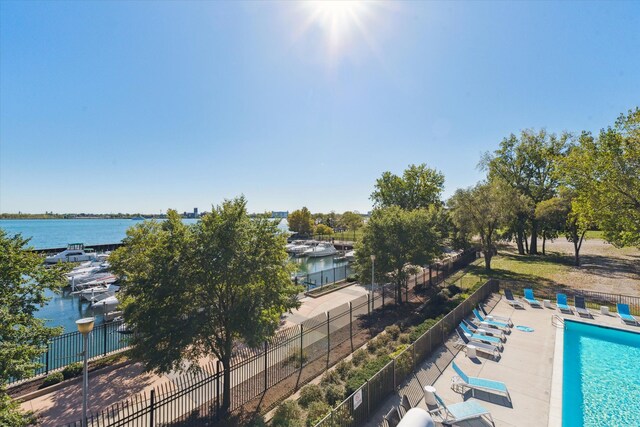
[548,319,564,427]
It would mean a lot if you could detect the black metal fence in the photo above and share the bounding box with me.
[9,320,130,385]
[60,250,479,427]
[313,279,500,427]
[296,263,353,290]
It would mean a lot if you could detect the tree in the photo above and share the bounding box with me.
[110,199,301,414]
[482,129,571,254]
[0,230,67,425]
[339,211,364,231]
[535,198,567,255]
[288,207,315,236]
[315,224,333,236]
[370,164,445,210]
[448,181,516,270]
[355,206,442,304]
[562,108,640,247]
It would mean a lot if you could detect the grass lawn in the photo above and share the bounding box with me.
[584,230,605,239]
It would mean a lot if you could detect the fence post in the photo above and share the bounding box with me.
[326,312,330,369]
[300,325,304,369]
[149,389,155,427]
[382,284,385,307]
[367,293,371,315]
[393,358,397,389]
[264,341,268,392]
[103,324,108,357]
[349,302,353,352]
[45,348,50,375]
[366,380,370,418]
[216,360,221,419]
[429,265,433,286]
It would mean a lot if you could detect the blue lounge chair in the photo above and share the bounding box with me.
[459,323,504,350]
[455,327,501,359]
[556,293,572,313]
[574,296,592,318]
[478,305,514,327]
[463,319,506,341]
[523,288,542,307]
[473,309,510,330]
[429,393,495,426]
[616,304,639,325]
[451,362,512,402]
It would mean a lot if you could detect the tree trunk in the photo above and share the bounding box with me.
[516,229,525,255]
[221,340,233,414]
[524,232,529,254]
[530,219,538,255]
[542,231,546,255]
[573,239,580,266]
[484,251,492,271]
[396,278,403,305]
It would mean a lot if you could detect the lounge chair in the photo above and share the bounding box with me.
[383,406,401,427]
[450,362,511,402]
[616,304,639,326]
[455,327,501,359]
[478,305,514,327]
[504,289,525,308]
[523,288,542,307]
[463,319,506,341]
[459,323,504,350]
[473,309,510,331]
[556,293,572,313]
[429,393,495,426]
[574,296,592,318]
[399,394,414,417]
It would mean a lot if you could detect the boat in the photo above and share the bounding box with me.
[91,295,119,308]
[345,250,356,262]
[116,322,133,335]
[45,243,97,264]
[289,243,311,257]
[79,284,119,301]
[304,244,337,258]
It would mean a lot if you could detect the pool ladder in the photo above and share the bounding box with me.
[551,314,565,328]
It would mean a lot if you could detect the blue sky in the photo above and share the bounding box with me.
[1,1,639,214]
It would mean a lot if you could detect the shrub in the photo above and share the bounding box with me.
[366,338,379,354]
[335,360,353,380]
[305,401,331,427]
[272,401,303,427]
[409,316,442,342]
[40,372,64,388]
[320,369,341,386]
[298,384,324,408]
[346,275,357,283]
[398,333,411,344]
[324,383,345,406]
[351,349,368,366]
[62,362,83,380]
[283,348,307,368]
[246,414,266,427]
[384,325,401,340]
[376,333,391,347]
[446,284,463,295]
[345,355,391,395]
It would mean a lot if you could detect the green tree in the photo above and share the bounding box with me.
[562,108,640,247]
[448,181,516,270]
[355,206,442,304]
[315,224,333,236]
[0,231,67,425]
[339,211,364,231]
[371,163,445,210]
[535,197,568,255]
[288,207,315,236]
[110,199,301,414]
[482,129,571,254]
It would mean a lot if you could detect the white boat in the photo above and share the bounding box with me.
[345,250,356,262]
[304,244,337,258]
[91,295,119,308]
[79,284,119,301]
[45,243,97,264]
[289,244,311,257]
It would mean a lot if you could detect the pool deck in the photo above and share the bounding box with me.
[372,295,640,426]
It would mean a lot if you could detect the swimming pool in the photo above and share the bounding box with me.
[562,320,640,426]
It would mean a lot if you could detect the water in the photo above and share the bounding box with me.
[1,218,345,332]
[562,320,640,426]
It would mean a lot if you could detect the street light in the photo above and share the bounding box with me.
[370,255,376,309]
[76,317,95,427]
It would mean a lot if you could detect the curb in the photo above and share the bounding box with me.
[305,281,356,298]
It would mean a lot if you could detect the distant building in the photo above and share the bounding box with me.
[194,207,198,217]
[271,211,288,218]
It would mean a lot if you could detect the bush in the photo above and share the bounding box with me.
[40,372,64,388]
[398,333,411,344]
[409,316,442,342]
[376,333,391,347]
[283,348,307,368]
[305,401,331,427]
[62,362,83,380]
[446,284,463,296]
[272,401,304,427]
[320,369,341,386]
[246,414,266,427]
[346,275,357,282]
[345,355,391,395]
[335,360,353,380]
[366,338,379,354]
[384,325,401,340]
[351,349,368,366]
[298,384,324,408]
[324,383,345,406]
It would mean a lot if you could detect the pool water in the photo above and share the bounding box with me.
[563,320,640,426]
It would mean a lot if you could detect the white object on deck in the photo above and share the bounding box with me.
[397,408,435,427]
[601,305,610,315]
[423,385,437,406]
[466,345,477,358]
[543,299,552,308]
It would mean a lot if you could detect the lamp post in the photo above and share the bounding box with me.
[370,255,376,309]
[76,317,95,427]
